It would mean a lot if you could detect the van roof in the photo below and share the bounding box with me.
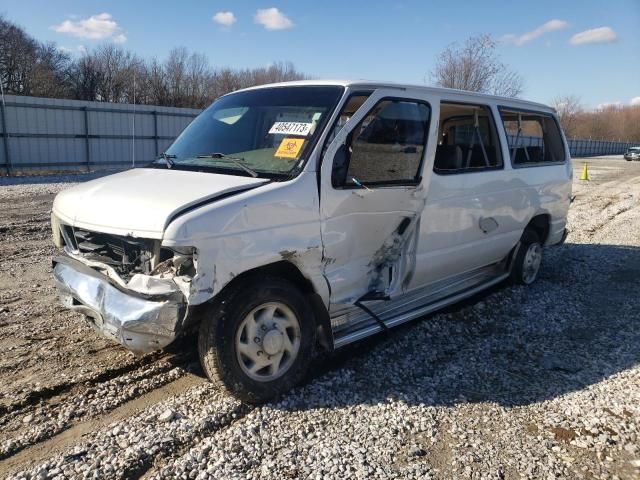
[236,80,556,113]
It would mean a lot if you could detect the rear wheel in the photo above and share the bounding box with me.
[510,230,543,285]
[198,276,315,403]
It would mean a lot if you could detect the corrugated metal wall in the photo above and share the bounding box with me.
[508,134,636,158]
[0,95,200,174]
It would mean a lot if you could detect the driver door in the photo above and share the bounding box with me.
[320,88,438,307]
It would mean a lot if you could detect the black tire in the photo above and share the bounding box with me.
[510,230,543,285]
[198,275,316,403]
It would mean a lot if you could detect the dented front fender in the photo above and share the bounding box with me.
[162,172,330,307]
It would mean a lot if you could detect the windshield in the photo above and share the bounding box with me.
[629,147,640,153]
[159,86,344,177]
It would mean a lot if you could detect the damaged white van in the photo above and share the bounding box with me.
[51,81,571,401]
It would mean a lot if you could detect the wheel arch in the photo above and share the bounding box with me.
[525,213,551,245]
[506,213,550,273]
[205,260,334,351]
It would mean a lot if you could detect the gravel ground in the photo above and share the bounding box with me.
[1,157,639,479]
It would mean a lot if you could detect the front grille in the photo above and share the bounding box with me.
[63,225,153,279]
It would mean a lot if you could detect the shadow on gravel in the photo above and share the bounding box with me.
[281,242,640,410]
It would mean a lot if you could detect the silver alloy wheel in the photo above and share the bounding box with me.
[522,242,542,284]
[235,302,301,382]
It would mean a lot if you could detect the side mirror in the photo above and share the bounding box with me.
[331,143,350,187]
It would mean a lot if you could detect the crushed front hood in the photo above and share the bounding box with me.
[52,168,268,238]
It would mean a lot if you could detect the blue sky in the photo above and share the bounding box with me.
[1,0,638,107]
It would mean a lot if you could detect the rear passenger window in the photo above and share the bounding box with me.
[434,103,503,174]
[499,109,566,165]
[343,99,430,185]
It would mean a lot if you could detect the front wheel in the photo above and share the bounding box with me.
[198,276,316,403]
[510,230,543,285]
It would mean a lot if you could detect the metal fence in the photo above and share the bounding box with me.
[507,134,636,158]
[567,138,636,157]
[1,95,637,175]
[0,95,200,174]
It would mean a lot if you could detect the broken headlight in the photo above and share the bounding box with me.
[153,246,197,277]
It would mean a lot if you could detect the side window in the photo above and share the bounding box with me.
[434,103,503,174]
[336,99,430,186]
[499,109,566,165]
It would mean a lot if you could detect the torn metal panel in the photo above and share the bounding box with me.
[53,256,185,354]
[318,87,439,307]
[366,214,420,295]
[161,172,329,307]
[59,239,194,299]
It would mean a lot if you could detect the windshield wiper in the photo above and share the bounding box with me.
[195,153,258,178]
[158,152,176,169]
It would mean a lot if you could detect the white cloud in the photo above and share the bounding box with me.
[58,45,89,56]
[52,13,127,43]
[502,19,569,46]
[597,101,622,110]
[570,26,617,45]
[254,8,293,30]
[212,11,236,27]
[594,97,639,110]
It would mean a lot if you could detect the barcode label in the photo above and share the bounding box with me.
[269,122,313,136]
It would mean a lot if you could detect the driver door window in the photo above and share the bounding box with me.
[333,99,431,187]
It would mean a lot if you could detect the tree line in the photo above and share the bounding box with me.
[1,15,638,142]
[553,95,640,143]
[0,14,306,109]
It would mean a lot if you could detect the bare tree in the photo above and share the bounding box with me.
[67,54,103,101]
[184,52,212,108]
[30,42,72,98]
[90,45,142,103]
[552,95,583,138]
[164,47,189,106]
[430,34,524,97]
[0,14,38,94]
[211,67,243,99]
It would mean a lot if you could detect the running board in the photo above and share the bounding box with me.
[332,269,509,349]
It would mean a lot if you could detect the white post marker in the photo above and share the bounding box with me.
[132,71,136,168]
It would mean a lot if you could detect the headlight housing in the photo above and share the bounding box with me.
[51,213,63,248]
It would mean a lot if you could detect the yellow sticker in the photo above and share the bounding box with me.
[275,138,305,159]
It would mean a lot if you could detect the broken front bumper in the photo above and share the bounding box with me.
[52,256,186,354]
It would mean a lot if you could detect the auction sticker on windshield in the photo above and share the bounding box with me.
[269,122,313,136]
[275,138,305,159]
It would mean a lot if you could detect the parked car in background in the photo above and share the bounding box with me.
[624,146,640,161]
[50,81,572,402]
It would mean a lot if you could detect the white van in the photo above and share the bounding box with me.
[51,81,572,401]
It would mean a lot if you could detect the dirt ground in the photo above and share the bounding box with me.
[0,157,639,479]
